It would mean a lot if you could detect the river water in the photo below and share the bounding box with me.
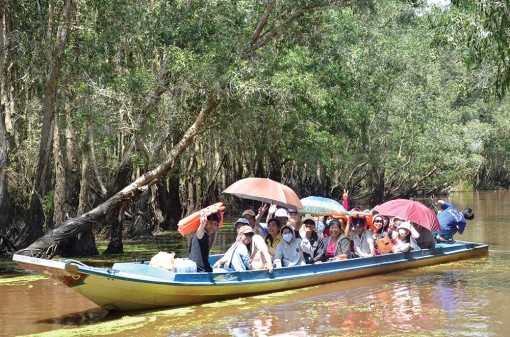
[1,191,509,337]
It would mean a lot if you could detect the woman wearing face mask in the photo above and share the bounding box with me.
[273,225,311,268]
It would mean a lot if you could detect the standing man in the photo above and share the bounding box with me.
[188,212,219,272]
[436,200,474,242]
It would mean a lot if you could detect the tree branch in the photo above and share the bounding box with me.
[250,6,329,53]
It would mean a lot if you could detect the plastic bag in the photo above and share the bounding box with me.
[149,251,175,271]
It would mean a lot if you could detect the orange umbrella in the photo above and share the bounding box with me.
[223,177,303,209]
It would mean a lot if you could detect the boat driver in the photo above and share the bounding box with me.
[187,212,219,272]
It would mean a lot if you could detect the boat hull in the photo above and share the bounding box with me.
[13,241,488,311]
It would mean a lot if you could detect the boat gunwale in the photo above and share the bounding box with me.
[29,240,488,287]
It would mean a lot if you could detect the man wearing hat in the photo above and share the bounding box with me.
[274,208,289,227]
[220,217,273,273]
[287,208,303,237]
[301,214,324,264]
[242,209,256,226]
[243,208,269,236]
[225,225,255,271]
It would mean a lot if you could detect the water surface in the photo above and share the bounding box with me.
[1,191,509,336]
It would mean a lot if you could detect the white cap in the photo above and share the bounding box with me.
[397,221,420,239]
[274,208,289,218]
[302,214,314,222]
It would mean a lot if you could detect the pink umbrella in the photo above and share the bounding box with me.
[223,177,303,209]
[372,199,440,231]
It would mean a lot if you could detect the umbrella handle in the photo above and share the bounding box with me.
[429,197,439,213]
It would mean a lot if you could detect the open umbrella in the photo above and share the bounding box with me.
[299,196,349,216]
[223,177,303,209]
[372,199,440,231]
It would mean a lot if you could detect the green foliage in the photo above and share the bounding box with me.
[41,189,55,214]
[5,0,510,243]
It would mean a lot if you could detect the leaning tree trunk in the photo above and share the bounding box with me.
[16,95,219,258]
[21,0,74,248]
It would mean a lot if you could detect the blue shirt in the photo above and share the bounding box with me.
[227,243,251,271]
[438,201,466,237]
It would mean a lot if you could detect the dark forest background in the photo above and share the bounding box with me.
[1,0,509,258]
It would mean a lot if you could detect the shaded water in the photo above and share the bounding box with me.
[1,191,509,336]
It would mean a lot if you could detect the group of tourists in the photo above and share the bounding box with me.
[186,198,474,273]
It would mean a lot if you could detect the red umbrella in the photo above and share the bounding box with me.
[223,177,303,209]
[372,199,440,231]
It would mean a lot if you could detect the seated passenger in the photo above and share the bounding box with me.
[264,218,282,259]
[321,219,351,261]
[273,207,289,227]
[243,207,269,236]
[223,225,254,271]
[249,224,274,272]
[301,214,325,264]
[388,215,405,233]
[213,218,251,269]
[413,222,436,249]
[371,215,392,255]
[391,221,421,253]
[273,225,311,268]
[371,215,389,240]
[287,208,302,237]
[349,218,375,258]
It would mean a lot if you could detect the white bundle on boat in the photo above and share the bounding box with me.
[173,258,197,273]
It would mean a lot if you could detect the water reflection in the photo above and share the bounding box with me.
[162,268,498,337]
[37,308,110,326]
[226,312,274,337]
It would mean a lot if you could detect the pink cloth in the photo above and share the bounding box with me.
[325,239,338,258]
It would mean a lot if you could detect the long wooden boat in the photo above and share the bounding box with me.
[13,240,488,311]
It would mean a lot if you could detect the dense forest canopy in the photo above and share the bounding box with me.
[1,0,509,257]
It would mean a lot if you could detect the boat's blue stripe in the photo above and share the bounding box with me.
[75,241,488,287]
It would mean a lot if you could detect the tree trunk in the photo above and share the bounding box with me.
[104,205,125,254]
[0,0,8,231]
[126,187,155,238]
[0,102,7,232]
[157,175,181,231]
[52,94,97,257]
[16,95,219,258]
[102,152,133,253]
[21,0,74,248]
[53,93,81,226]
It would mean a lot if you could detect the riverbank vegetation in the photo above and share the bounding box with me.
[1,0,509,258]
